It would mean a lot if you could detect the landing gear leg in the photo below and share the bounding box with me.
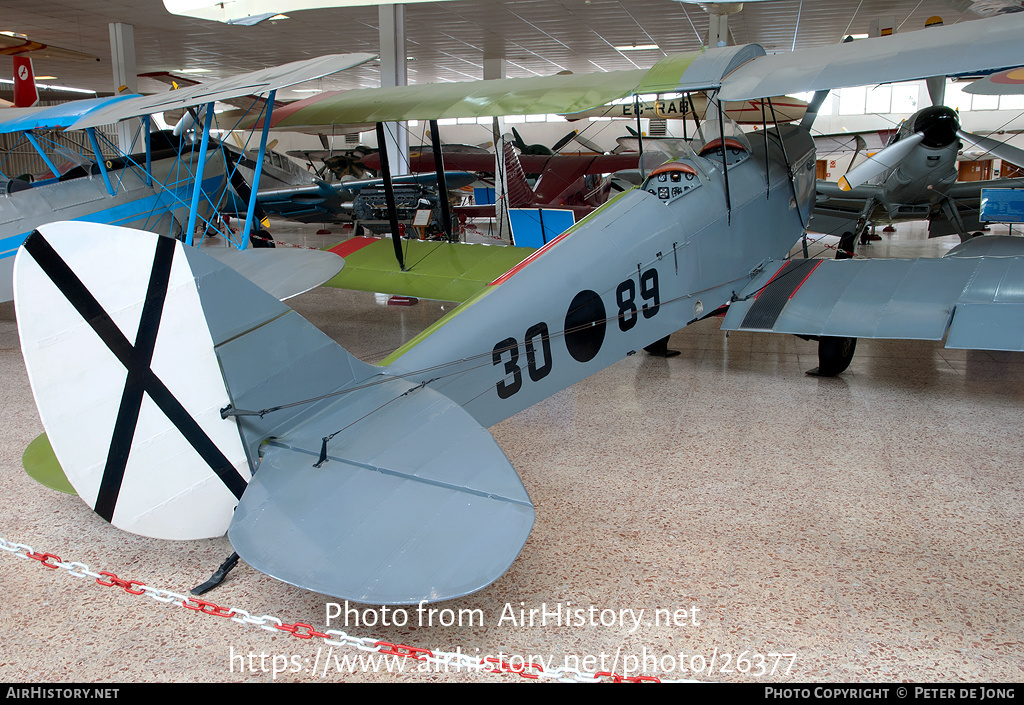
[806,336,857,377]
[836,231,856,259]
[644,335,680,358]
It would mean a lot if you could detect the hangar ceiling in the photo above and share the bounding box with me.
[0,0,1013,101]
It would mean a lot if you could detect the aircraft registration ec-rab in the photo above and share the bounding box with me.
[12,14,1024,605]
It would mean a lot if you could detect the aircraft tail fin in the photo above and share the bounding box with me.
[500,136,536,208]
[13,56,39,108]
[16,221,533,604]
[15,222,254,540]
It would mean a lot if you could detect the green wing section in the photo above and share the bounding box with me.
[23,433,76,495]
[326,237,534,302]
[273,64,686,127]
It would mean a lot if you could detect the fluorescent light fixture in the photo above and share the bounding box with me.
[164,0,456,24]
[0,78,96,94]
[177,68,211,74]
[615,43,660,51]
[292,88,322,93]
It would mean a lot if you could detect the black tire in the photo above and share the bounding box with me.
[810,336,857,377]
[836,232,856,259]
[250,230,275,248]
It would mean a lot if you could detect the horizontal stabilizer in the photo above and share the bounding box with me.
[228,376,534,605]
[207,246,533,603]
[722,249,1024,350]
[204,246,343,300]
[945,235,1024,258]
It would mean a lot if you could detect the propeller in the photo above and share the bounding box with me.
[844,134,868,171]
[839,105,960,191]
[572,133,605,154]
[956,130,1024,169]
[324,147,376,180]
[839,133,924,191]
[551,129,579,152]
[510,126,580,155]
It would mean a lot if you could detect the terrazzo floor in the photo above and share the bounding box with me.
[1,220,1022,683]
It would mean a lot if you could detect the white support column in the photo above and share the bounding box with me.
[378,4,408,175]
[483,56,511,242]
[484,57,506,146]
[109,22,139,155]
[704,2,743,48]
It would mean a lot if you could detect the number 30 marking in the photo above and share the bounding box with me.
[493,322,553,399]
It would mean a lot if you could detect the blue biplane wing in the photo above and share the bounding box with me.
[0,54,376,135]
[0,96,138,135]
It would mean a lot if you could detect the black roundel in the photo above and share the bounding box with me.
[564,290,606,363]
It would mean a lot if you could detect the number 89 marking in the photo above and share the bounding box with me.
[616,268,660,331]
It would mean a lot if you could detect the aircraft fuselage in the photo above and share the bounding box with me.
[875,106,961,214]
[386,124,817,427]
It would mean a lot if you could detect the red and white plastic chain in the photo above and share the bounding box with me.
[0,536,685,683]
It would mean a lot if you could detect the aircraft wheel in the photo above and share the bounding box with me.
[807,336,856,377]
[836,232,856,259]
[250,230,276,248]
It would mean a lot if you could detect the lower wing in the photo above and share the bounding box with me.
[721,236,1024,352]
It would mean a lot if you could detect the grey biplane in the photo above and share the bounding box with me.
[13,15,1024,605]
[0,52,375,302]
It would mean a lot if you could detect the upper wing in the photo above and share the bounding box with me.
[0,33,100,61]
[272,68,651,126]
[720,238,1024,351]
[0,54,376,135]
[257,16,1023,129]
[718,15,1024,100]
[71,53,376,129]
[269,48,754,126]
[0,97,135,135]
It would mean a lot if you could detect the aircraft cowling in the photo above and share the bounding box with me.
[912,105,960,149]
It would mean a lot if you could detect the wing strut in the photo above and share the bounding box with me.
[718,96,732,224]
[429,119,454,241]
[761,99,771,198]
[185,102,214,246]
[766,97,809,257]
[239,89,276,250]
[23,132,62,180]
[375,121,406,271]
[633,95,644,179]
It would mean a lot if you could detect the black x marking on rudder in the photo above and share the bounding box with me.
[23,231,247,523]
